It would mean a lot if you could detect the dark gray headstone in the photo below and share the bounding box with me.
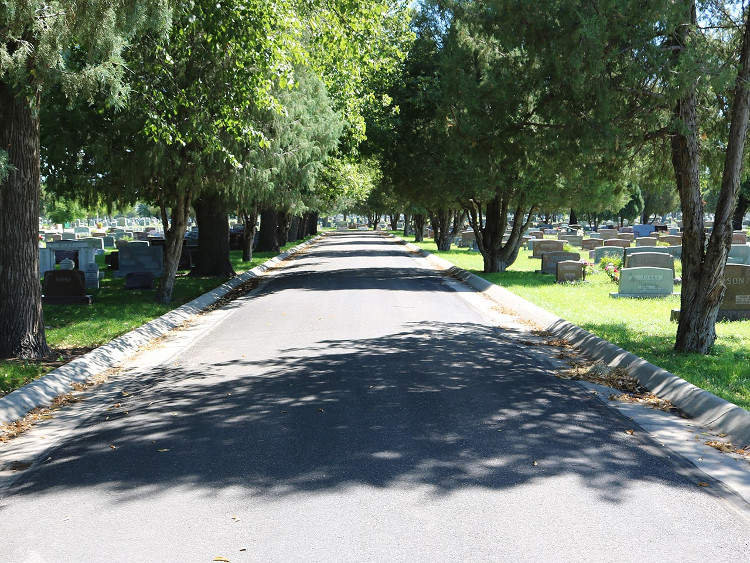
[125,271,154,290]
[42,270,92,305]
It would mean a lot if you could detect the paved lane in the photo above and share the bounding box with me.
[1,231,749,561]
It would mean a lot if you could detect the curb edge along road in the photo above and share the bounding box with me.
[398,237,750,451]
[0,235,325,426]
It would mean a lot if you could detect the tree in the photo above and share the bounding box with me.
[0,1,169,358]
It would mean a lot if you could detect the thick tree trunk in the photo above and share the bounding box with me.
[288,215,301,242]
[430,209,465,251]
[255,206,279,252]
[276,210,292,247]
[389,213,399,231]
[469,194,533,273]
[367,212,381,229]
[241,206,259,262]
[413,214,426,242]
[732,193,748,231]
[191,190,235,277]
[156,191,191,304]
[403,214,412,236]
[0,82,51,359]
[305,211,319,236]
[674,4,750,353]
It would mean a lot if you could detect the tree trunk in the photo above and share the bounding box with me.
[156,191,191,304]
[191,190,235,277]
[403,214,412,236]
[569,208,578,226]
[288,215,301,242]
[431,209,466,251]
[255,206,279,252]
[241,205,259,262]
[389,212,399,231]
[732,193,748,231]
[367,212,381,229]
[673,2,750,353]
[0,82,51,358]
[276,210,292,247]
[469,193,533,273]
[305,211,319,236]
[413,214,426,242]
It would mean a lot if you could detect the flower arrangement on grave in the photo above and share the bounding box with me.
[603,262,620,283]
[581,259,596,277]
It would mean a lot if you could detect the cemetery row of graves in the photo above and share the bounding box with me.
[0,217,304,399]
[409,222,750,412]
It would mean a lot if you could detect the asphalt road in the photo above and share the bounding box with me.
[1,231,749,562]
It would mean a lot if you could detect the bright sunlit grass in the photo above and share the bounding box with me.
[407,235,750,411]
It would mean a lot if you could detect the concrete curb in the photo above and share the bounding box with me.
[400,237,750,449]
[0,235,324,426]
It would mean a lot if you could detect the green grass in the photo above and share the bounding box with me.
[405,235,750,411]
[0,240,310,398]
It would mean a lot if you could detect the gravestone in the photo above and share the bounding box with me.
[531,240,565,258]
[718,264,750,320]
[102,236,116,248]
[540,251,581,274]
[114,246,163,278]
[659,235,682,246]
[635,237,658,247]
[46,240,96,271]
[588,232,602,239]
[59,258,75,270]
[728,244,750,265]
[632,224,656,237]
[732,232,748,245]
[593,246,625,264]
[544,229,558,236]
[61,232,76,240]
[611,267,675,298]
[528,230,545,239]
[618,226,634,234]
[624,251,675,274]
[125,271,154,290]
[81,237,105,254]
[556,260,584,283]
[559,234,583,247]
[128,240,150,247]
[42,270,92,305]
[84,262,100,289]
[581,239,603,250]
[616,233,635,242]
[603,238,631,248]
[459,230,476,248]
[598,228,618,240]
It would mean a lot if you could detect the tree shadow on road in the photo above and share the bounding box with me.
[3,322,689,506]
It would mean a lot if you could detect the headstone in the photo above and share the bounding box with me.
[559,234,583,247]
[581,239,603,250]
[61,232,76,240]
[635,237,658,246]
[624,251,675,274]
[588,232,602,239]
[618,226,634,234]
[540,251,581,274]
[81,237,105,252]
[531,240,565,258]
[39,248,55,276]
[42,270,92,305]
[556,260,584,283]
[128,240,150,247]
[125,271,154,290]
[611,267,675,298]
[102,236,116,248]
[528,230,545,239]
[659,235,682,246]
[603,238,631,248]
[544,229,558,236]
[59,258,75,270]
[114,246,163,278]
[718,264,750,320]
[616,233,634,242]
[632,224,656,238]
[598,228,618,240]
[84,262,100,289]
[593,246,625,264]
[728,244,750,265]
[459,230,476,248]
[732,232,748,245]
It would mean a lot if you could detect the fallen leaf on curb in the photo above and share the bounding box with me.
[213,557,230,562]
[110,445,116,450]
[158,449,170,452]
[625,429,634,435]
[697,482,710,487]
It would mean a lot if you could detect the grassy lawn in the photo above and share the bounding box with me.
[406,235,750,411]
[0,240,311,398]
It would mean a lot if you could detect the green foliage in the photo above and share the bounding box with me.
[43,197,88,225]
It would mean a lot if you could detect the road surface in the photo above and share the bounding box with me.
[1,231,749,562]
